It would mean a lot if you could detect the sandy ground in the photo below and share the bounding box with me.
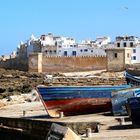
[0,101,47,118]
[0,101,140,140]
[63,70,124,78]
[87,129,140,140]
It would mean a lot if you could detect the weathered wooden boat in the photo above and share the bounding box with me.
[126,68,140,76]
[111,87,140,116]
[126,97,140,126]
[125,71,140,86]
[36,85,131,117]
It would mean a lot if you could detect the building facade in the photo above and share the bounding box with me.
[16,34,111,58]
[115,36,140,64]
[106,47,132,71]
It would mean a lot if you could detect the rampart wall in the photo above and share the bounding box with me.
[29,53,107,73]
[0,53,107,73]
[0,57,28,71]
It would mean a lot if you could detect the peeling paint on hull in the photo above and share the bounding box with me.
[37,85,131,117]
[45,98,112,116]
[112,87,140,116]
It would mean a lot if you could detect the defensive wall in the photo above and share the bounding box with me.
[0,53,108,73]
[28,53,107,73]
[0,57,28,71]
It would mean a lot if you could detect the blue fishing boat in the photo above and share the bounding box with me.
[111,72,140,116]
[125,71,140,86]
[126,97,140,126]
[36,85,131,117]
[126,68,140,76]
[111,87,140,116]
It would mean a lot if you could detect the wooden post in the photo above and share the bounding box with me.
[59,112,64,118]
[23,110,26,117]
[86,128,92,138]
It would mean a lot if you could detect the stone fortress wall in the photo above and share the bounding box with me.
[0,53,106,73]
[0,57,28,71]
[28,53,107,73]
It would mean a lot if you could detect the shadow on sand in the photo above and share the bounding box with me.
[20,114,51,119]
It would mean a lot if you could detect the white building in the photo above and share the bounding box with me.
[115,36,140,64]
[40,33,55,46]
[57,43,106,56]
[26,34,38,56]
[17,33,110,58]
[95,36,111,47]
[131,45,140,64]
[116,36,139,48]
[80,36,111,47]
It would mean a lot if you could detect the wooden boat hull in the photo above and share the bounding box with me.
[37,85,131,117]
[125,72,140,85]
[126,69,140,76]
[43,98,111,116]
[111,87,140,116]
[127,97,140,126]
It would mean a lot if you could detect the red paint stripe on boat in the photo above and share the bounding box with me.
[45,98,111,107]
[43,98,112,116]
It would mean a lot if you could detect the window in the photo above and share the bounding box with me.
[45,50,48,53]
[117,43,120,47]
[91,50,93,52]
[133,49,136,53]
[64,51,67,56]
[84,49,88,52]
[133,56,136,60]
[42,37,45,40]
[72,51,76,56]
[55,42,57,46]
[114,53,117,58]
[54,50,56,54]
[124,42,127,47]
[50,50,52,54]
[80,49,83,52]
[130,42,133,47]
[127,53,130,58]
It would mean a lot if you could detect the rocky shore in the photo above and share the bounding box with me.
[0,68,127,102]
[0,68,45,99]
[0,68,126,99]
[0,68,127,112]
